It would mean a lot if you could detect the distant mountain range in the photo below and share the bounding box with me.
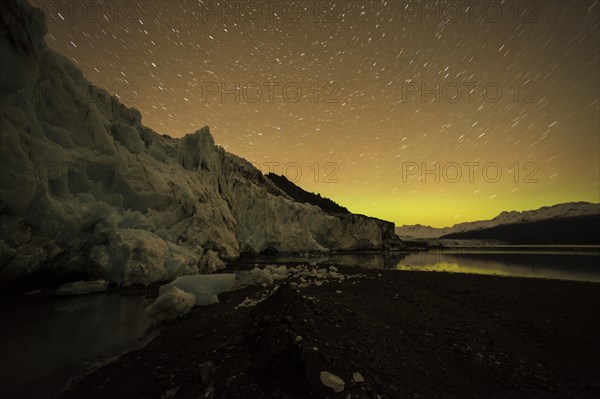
[396,202,600,244]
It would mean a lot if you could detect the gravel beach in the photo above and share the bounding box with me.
[59,266,600,399]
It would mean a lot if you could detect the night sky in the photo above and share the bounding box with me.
[36,0,599,226]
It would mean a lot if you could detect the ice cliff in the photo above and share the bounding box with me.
[0,0,401,286]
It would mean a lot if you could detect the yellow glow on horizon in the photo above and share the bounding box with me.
[294,177,599,227]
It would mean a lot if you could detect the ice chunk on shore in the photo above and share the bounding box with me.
[320,371,345,393]
[159,274,236,306]
[146,286,195,322]
[56,280,109,295]
[236,265,289,286]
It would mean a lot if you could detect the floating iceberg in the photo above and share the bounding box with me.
[159,274,236,306]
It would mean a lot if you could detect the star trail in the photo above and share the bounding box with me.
[38,0,600,226]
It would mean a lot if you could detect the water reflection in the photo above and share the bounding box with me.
[0,293,152,399]
[396,251,600,282]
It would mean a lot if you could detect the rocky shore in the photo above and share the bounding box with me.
[58,265,600,399]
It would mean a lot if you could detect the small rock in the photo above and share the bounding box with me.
[199,361,215,384]
[201,384,215,399]
[336,290,342,294]
[320,371,345,393]
[162,386,180,398]
[352,372,365,383]
[224,375,236,388]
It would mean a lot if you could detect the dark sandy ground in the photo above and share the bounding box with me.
[57,266,600,399]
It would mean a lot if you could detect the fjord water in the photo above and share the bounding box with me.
[0,293,153,399]
[256,248,600,283]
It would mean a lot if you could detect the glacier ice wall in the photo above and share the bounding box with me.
[0,0,401,286]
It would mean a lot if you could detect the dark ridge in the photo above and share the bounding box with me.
[265,173,350,214]
[441,215,600,244]
[401,240,430,249]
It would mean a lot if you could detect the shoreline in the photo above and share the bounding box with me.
[57,266,600,399]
